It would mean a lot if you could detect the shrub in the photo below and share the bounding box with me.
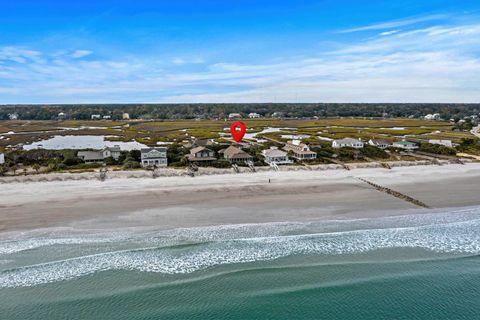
[123,161,141,169]
[361,145,389,159]
[211,159,231,168]
[419,143,456,156]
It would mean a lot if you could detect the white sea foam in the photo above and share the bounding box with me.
[1,211,480,288]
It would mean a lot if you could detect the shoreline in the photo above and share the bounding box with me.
[1,163,480,235]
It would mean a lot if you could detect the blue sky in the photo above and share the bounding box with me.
[1,0,480,103]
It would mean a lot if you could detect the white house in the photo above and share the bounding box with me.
[78,146,121,163]
[393,140,418,151]
[248,112,261,118]
[424,113,441,121]
[91,114,101,120]
[228,113,242,119]
[0,153,5,165]
[262,147,292,165]
[122,113,130,120]
[428,139,453,147]
[283,140,317,160]
[103,115,112,120]
[141,148,168,167]
[368,139,390,149]
[102,146,121,160]
[332,138,364,149]
[8,113,18,120]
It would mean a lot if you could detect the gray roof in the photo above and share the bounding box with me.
[369,139,390,145]
[104,146,121,152]
[263,148,287,157]
[141,148,167,159]
[223,146,253,159]
[77,151,103,161]
[335,138,363,144]
[141,147,167,153]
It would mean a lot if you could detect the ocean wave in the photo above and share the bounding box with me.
[1,216,480,288]
[2,206,480,257]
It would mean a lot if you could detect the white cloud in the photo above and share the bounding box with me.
[70,50,93,59]
[339,14,448,33]
[1,18,480,103]
[379,30,400,36]
[171,57,205,65]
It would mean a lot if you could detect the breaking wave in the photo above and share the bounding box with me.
[1,207,480,288]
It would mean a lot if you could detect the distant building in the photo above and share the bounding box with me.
[91,114,101,120]
[248,112,261,119]
[228,113,242,119]
[187,146,217,163]
[141,148,168,167]
[184,138,216,149]
[332,138,364,149]
[271,112,284,118]
[103,115,111,120]
[0,153,5,165]
[262,147,292,165]
[428,139,453,147]
[77,146,121,163]
[368,139,391,149]
[424,113,441,121]
[122,113,130,120]
[8,113,18,120]
[393,140,418,151]
[58,112,66,120]
[221,146,253,163]
[283,140,317,160]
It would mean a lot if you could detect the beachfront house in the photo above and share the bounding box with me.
[0,153,5,165]
[428,139,453,147]
[262,147,292,165]
[221,146,253,164]
[332,138,364,149]
[77,146,122,163]
[393,140,418,151]
[102,146,121,160]
[248,112,261,118]
[122,113,130,120]
[187,146,217,164]
[77,151,104,163]
[368,139,391,149]
[283,140,317,160]
[140,148,168,168]
[91,114,101,120]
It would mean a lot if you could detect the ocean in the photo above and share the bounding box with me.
[1,207,480,319]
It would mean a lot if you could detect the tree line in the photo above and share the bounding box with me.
[1,103,479,120]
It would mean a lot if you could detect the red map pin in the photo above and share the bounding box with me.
[230,121,247,143]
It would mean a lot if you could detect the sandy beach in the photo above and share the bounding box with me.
[1,163,480,234]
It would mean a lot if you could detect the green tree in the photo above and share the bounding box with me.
[32,163,41,173]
